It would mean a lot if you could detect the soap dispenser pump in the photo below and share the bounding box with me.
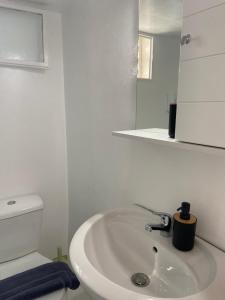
[173,202,197,251]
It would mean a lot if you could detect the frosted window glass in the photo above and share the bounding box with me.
[0,7,44,63]
[138,35,153,79]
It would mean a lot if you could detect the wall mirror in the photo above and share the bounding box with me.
[136,0,183,130]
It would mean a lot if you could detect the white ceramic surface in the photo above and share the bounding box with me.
[0,195,43,263]
[70,207,225,300]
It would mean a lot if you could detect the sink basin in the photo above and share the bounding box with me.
[70,207,225,300]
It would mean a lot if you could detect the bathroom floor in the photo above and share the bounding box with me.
[76,295,91,300]
[67,288,91,300]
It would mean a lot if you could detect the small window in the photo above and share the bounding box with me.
[0,5,48,69]
[138,34,153,79]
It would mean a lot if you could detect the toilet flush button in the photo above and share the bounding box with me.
[7,200,16,205]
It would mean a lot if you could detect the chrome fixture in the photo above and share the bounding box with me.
[134,204,172,237]
[181,34,191,46]
[131,273,150,288]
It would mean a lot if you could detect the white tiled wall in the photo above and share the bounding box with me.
[177,1,225,148]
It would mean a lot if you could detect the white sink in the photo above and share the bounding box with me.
[70,207,225,300]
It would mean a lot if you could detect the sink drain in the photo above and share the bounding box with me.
[131,273,150,288]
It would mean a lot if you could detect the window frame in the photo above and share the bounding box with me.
[0,3,48,70]
[138,32,154,80]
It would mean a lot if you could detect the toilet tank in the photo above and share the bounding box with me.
[0,195,44,263]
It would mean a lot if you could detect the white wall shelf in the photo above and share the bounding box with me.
[112,128,225,156]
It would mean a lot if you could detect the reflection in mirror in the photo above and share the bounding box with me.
[136,0,183,130]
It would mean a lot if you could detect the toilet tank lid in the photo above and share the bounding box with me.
[0,195,44,220]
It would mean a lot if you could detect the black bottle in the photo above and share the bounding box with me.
[168,103,177,139]
[173,202,197,251]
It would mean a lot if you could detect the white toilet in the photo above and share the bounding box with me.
[0,194,66,300]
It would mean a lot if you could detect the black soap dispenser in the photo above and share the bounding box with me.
[173,202,197,251]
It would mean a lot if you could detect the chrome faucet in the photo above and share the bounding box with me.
[134,204,172,237]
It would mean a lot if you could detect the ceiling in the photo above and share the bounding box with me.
[139,0,183,35]
[9,0,183,34]
[24,0,62,4]
[9,0,65,10]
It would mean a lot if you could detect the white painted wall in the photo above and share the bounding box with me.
[62,0,137,240]
[122,140,225,251]
[62,0,225,255]
[0,1,68,259]
[136,34,180,129]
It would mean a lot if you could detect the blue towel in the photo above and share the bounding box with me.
[0,262,80,300]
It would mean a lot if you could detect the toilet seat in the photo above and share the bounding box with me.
[0,252,66,300]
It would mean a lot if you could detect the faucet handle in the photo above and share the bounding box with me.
[161,214,171,227]
[134,203,172,237]
[134,203,172,219]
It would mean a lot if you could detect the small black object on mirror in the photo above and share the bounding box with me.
[169,103,177,139]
